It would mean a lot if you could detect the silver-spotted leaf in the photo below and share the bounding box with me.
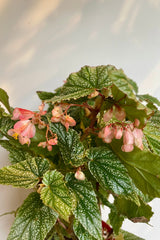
[40,170,72,222]
[7,192,58,240]
[73,219,96,240]
[49,123,86,166]
[46,65,114,103]
[0,157,49,188]
[0,140,32,164]
[66,173,102,240]
[144,117,160,154]
[87,147,139,203]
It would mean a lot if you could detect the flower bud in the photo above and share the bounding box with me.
[75,170,85,180]
[134,118,140,127]
[121,144,134,152]
[114,106,126,121]
[103,109,113,122]
[88,90,99,99]
[132,128,143,150]
[123,128,134,145]
[114,126,123,139]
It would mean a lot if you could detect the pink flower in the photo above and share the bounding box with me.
[121,128,134,152]
[121,144,134,152]
[132,128,143,150]
[38,102,47,116]
[19,135,31,146]
[114,106,126,121]
[114,126,123,139]
[14,120,36,138]
[61,115,76,131]
[8,120,36,145]
[98,125,114,143]
[134,118,140,127]
[12,108,34,120]
[51,106,63,123]
[103,109,113,122]
[38,136,58,151]
[123,128,134,145]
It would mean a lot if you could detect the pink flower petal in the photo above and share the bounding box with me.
[14,120,36,138]
[103,109,113,122]
[123,129,134,145]
[114,106,126,121]
[12,108,34,120]
[114,127,123,139]
[121,144,134,152]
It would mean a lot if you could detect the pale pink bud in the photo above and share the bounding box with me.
[121,144,134,152]
[134,119,140,127]
[103,109,113,122]
[114,127,123,139]
[12,108,34,120]
[38,103,47,115]
[123,129,134,145]
[88,90,99,99]
[114,106,126,121]
[132,128,143,150]
[75,170,85,180]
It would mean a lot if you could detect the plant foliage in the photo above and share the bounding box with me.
[0,65,159,239]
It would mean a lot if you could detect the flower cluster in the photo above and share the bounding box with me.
[7,103,77,151]
[51,105,76,131]
[99,118,143,152]
[8,104,46,145]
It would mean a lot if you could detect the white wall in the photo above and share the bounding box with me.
[0,0,160,239]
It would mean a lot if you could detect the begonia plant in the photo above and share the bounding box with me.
[0,65,160,240]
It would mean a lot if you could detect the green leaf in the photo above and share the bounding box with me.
[111,140,160,198]
[138,94,160,107]
[8,192,58,240]
[0,140,32,164]
[66,173,102,240]
[36,91,56,101]
[87,147,139,203]
[40,170,72,222]
[73,219,96,240]
[0,157,49,188]
[46,89,94,104]
[114,197,153,222]
[121,230,145,240]
[109,208,124,235]
[46,65,114,103]
[0,88,11,113]
[49,123,86,167]
[110,70,136,100]
[0,117,14,135]
[144,120,160,154]
[111,84,152,127]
